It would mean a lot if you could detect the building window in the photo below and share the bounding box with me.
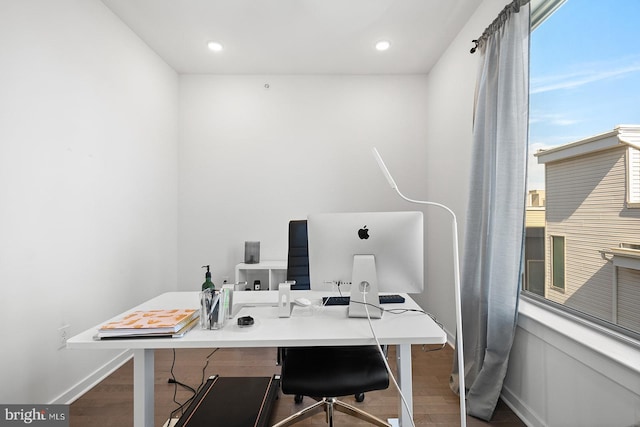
[628,147,640,207]
[550,235,565,291]
[526,259,545,296]
[524,0,640,338]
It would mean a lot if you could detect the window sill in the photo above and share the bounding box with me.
[549,285,565,294]
[517,295,640,394]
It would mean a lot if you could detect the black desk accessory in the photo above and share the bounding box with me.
[322,294,405,306]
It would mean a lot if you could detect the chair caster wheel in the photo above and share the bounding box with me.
[355,393,365,402]
[294,394,303,404]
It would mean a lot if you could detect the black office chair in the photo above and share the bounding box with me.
[273,220,391,427]
[286,220,310,290]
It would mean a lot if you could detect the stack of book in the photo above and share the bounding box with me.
[97,308,199,339]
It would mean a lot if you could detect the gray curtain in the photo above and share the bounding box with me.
[450,0,530,421]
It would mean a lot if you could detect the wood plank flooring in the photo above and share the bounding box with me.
[69,345,524,427]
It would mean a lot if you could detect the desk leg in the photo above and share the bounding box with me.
[397,344,413,427]
[133,349,154,427]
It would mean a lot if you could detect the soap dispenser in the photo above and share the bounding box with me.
[201,265,215,291]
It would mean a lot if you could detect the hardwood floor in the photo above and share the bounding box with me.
[69,345,525,427]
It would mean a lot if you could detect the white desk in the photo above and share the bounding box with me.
[68,291,446,427]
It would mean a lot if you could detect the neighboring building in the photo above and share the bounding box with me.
[535,125,640,332]
[527,189,546,208]
[524,191,545,296]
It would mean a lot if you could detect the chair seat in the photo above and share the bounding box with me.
[280,346,389,398]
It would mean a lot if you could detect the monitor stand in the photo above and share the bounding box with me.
[348,255,383,319]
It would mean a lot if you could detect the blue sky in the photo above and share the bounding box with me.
[528,0,640,190]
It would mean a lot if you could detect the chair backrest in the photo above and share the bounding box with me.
[286,220,310,290]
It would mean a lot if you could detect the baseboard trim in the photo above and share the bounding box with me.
[51,350,133,405]
[443,326,455,347]
[501,384,544,427]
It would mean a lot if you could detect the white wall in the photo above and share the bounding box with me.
[5,1,637,423]
[504,300,640,427]
[418,0,493,340]
[177,75,430,290]
[426,1,640,426]
[0,0,178,404]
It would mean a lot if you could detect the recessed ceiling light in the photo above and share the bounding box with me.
[375,40,391,51]
[207,41,223,52]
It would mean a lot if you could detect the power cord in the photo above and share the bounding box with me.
[167,348,220,422]
[168,349,193,420]
[196,348,219,393]
[315,281,347,311]
[168,378,196,394]
[360,288,447,427]
[362,288,417,427]
[318,280,444,422]
[350,298,446,331]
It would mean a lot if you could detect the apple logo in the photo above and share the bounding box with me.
[358,225,370,240]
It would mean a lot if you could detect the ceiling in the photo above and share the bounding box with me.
[101,0,484,75]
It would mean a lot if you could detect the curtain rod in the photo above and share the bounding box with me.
[470,0,530,53]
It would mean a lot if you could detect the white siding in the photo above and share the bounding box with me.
[545,147,640,322]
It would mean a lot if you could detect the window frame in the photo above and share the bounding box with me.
[549,234,566,292]
[626,146,640,208]
[522,0,640,342]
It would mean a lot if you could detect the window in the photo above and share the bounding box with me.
[524,0,640,338]
[628,147,640,206]
[550,235,565,291]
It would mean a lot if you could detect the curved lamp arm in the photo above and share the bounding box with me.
[372,147,466,427]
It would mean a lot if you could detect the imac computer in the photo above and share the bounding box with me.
[307,211,423,318]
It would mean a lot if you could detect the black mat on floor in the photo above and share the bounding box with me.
[174,375,280,427]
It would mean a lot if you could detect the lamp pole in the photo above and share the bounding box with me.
[372,148,466,427]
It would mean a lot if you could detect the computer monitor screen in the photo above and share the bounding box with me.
[307,211,423,294]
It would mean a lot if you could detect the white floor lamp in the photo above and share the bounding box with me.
[372,147,466,427]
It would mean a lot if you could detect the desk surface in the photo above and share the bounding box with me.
[67,291,446,427]
[67,291,446,350]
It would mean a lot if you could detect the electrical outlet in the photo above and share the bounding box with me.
[58,325,70,350]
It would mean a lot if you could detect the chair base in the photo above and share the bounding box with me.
[272,397,391,427]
